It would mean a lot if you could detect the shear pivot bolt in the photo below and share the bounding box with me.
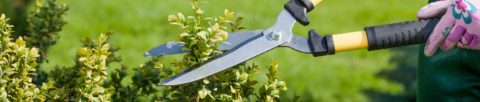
[270,31,281,41]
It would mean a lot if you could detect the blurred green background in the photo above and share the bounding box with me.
[1,0,427,101]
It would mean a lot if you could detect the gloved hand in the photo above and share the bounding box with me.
[417,0,480,56]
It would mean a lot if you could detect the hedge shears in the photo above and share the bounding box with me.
[145,0,440,86]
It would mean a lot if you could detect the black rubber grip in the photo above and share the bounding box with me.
[365,18,440,51]
[285,0,310,25]
[308,30,335,57]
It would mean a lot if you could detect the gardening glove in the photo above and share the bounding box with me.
[417,0,480,56]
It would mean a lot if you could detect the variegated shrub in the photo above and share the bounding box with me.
[0,14,41,102]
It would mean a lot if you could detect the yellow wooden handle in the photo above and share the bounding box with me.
[310,0,324,7]
[331,31,368,53]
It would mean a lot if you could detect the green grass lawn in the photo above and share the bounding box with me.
[40,0,427,101]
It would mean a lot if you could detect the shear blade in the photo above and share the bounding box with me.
[158,31,286,85]
[144,42,188,56]
[144,30,264,56]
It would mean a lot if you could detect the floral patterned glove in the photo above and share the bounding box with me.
[417,0,480,56]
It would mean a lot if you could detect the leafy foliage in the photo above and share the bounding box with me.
[0,14,41,102]
[168,1,235,63]
[259,61,287,102]
[40,33,116,101]
[26,0,68,61]
[74,33,112,101]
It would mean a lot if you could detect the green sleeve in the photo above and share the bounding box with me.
[417,1,480,102]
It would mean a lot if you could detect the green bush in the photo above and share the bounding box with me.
[25,0,68,61]
[0,14,40,102]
